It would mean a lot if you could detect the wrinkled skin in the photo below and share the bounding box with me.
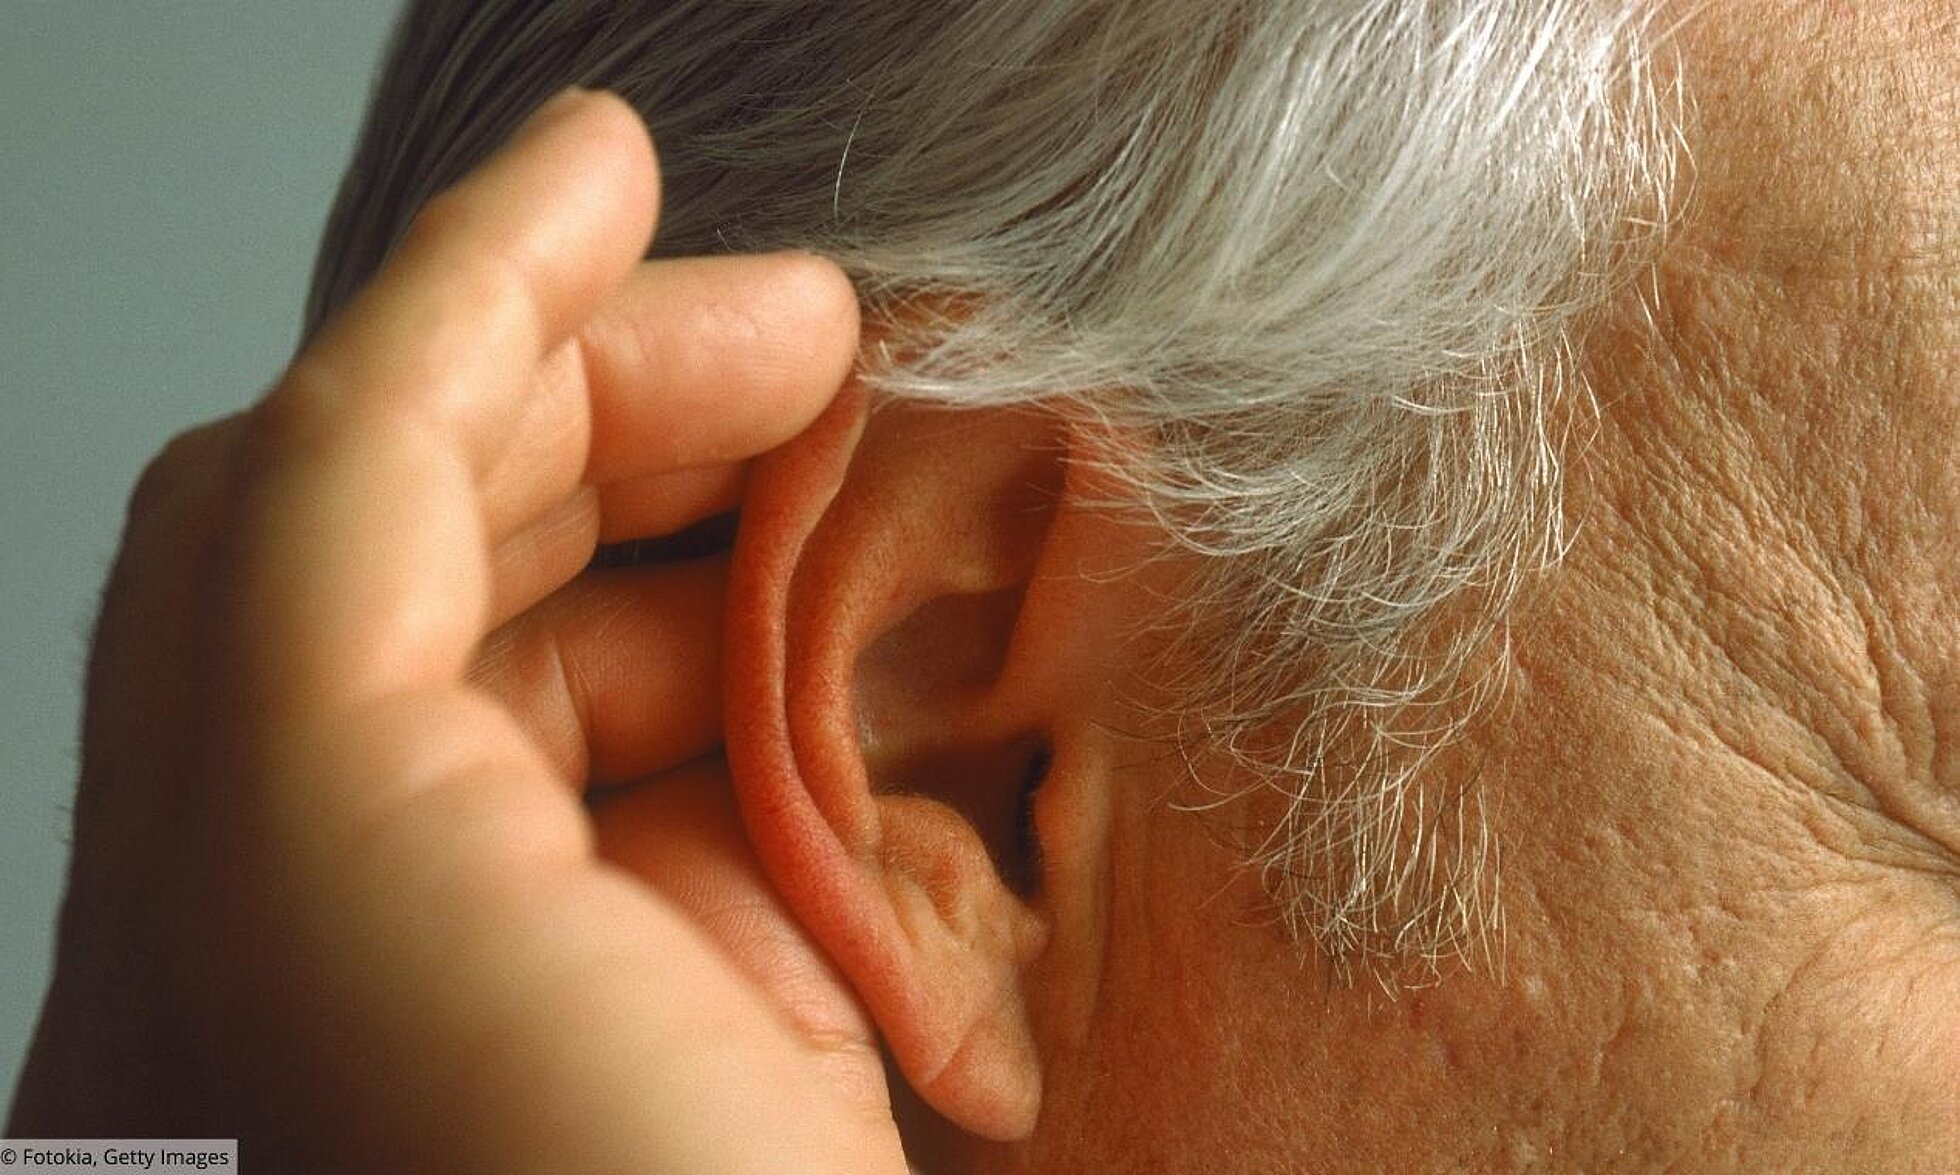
[885,5,1960,1171]
[12,3,1959,1171]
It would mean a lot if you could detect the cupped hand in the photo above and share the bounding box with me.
[11,89,906,1174]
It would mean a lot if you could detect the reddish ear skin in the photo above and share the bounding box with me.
[723,387,1046,1141]
[724,389,884,964]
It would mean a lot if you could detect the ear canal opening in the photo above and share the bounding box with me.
[1008,742,1050,898]
[875,732,1053,899]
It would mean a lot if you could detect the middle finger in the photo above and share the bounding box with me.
[470,556,728,788]
[475,252,860,549]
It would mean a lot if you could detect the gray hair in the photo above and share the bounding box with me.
[307,0,1677,977]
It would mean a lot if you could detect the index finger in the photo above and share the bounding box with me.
[287,87,659,480]
[216,89,659,715]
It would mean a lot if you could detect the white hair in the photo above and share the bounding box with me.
[309,0,1678,977]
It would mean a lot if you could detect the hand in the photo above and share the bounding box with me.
[11,89,906,1173]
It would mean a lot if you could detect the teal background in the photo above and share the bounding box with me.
[1,2,404,1115]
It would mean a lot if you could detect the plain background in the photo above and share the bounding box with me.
[2,2,405,1115]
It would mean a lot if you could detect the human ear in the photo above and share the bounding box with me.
[722,385,1080,1140]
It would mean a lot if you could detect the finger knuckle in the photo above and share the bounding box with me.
[405,193,538,337]
[450,250,536,344]
[247,357,345,458]
[128,418,236,519]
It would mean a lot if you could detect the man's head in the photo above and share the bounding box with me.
[309,1,1958,1168]
[316,0,1675,973]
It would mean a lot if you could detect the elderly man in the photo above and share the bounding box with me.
[12,0,1956,1170]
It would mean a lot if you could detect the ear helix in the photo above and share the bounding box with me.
[724,391,1065,1139]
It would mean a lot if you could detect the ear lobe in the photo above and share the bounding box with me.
[723,386,1067,1141]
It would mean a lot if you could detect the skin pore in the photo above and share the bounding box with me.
[892,4,1959,1170]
